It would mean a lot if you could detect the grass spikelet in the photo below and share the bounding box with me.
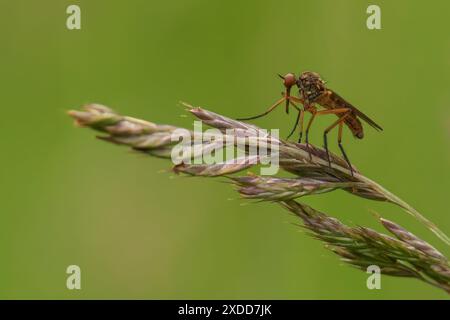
[68,103,450,293]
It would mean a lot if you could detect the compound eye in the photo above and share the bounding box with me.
[283,73,296,87]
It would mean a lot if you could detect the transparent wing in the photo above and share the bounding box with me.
[330,90,383,131]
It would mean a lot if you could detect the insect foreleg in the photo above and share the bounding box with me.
[236,96,286,121]
[288,96,305,104]
[286,101,302,140]
[304,108,317,160]
[298,107,305,143]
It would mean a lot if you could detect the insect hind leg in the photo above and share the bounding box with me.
[337,121,354,177]
[323,112,350,168]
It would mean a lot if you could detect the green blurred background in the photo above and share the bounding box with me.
[1,0,449,299]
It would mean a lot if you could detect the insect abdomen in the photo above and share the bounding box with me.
[344,115,364,139]
[320,91,364,139]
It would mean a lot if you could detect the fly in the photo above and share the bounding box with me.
[237,71,383,176]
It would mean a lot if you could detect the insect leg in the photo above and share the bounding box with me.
[278,94,306,142]
[236,96,285,121]
[304,110,317,160]
[323,113,350,167]
[337,121,354,177]
[315,108,350,116]
[286,101,302,140]
[298,107,305,143]
[288,96,305,104]
[305,107,349,161]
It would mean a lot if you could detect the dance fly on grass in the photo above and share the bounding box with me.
[237,71,383,176]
